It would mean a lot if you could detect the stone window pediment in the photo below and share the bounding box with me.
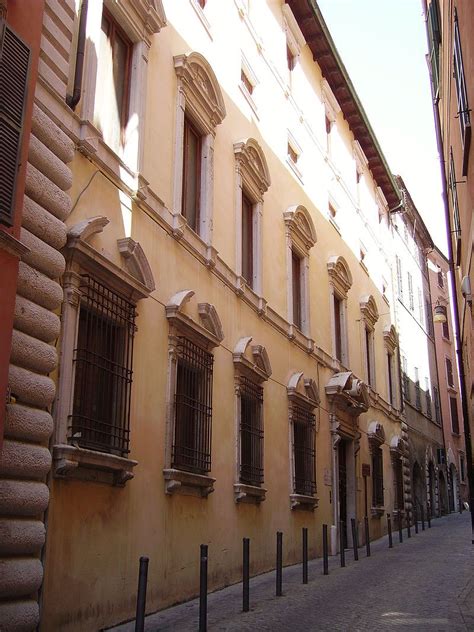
[383,324,398,353]
[165,289,224,350]
[367,421,386,451]
[327,255,352,297]
[325,371,369,416]
[105,0,167,43]
[234,138,271,202]
[321,78,341,123]
[360,295,379,329]
[233,336,272,383]
[174,52,226,135]
[390,434,405,459]
[287,371,320,409]
[282,4,306,58]
[284,205,317,252]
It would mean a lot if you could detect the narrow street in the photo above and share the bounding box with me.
[111,513,474,631]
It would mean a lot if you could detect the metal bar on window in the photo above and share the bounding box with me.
[293,403,316,496]
[240,376,264,486]
[70,275,136,456]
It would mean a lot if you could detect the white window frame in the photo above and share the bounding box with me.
[234,138,270,296]
[287,371,320,511]
[233,337,272,504]
[78,0,167,172]
[282,3,305,81]
[52,217,155,486]
[383,325,399,409]
[360,295,379,389]
[172,52,226,245]
[284,205,316,337]
[327,255,353,367]
[163,290,224,498]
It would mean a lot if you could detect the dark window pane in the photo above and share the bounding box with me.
[182,117,201,232]
[372,447,384,506]
[240,377,264,486]
[334,296,342,361]
[293,404,316,496]
[450,397,460,434]
[242,193,254,286]
[292,250,302,329]
[173,338,213,474]
[71,276,135,456]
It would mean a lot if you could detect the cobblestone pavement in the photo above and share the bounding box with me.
[110,512,474,631]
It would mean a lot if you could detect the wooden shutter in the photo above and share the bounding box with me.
[0,20,30,226]
[453,9,471,175]
[427,0,441,98]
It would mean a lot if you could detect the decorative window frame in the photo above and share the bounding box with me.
[172,51,226,245]
[286,131,303,181]
[360,295,379,389]
[240,52,258,117]
[77,0,167,172]
[383,324,399,409]
[284,205,316,337]
[189,0,212,38]
[52,217,155,486]
[327,255,352,367]
[282,3,305,75]
[287,372,320,511]
[163,290,224,497]
[234,137,271,298]
[321,78,340,155]
[367,421,385,516]
[233,336,272,504]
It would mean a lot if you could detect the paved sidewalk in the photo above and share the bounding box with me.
[110,512,474,631]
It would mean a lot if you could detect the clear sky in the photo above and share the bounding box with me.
[317,0,447,253]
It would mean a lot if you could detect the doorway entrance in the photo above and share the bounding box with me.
[338,439,348,547]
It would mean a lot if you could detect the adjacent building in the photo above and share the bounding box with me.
[0,1,465,630]
[423,0,474,532]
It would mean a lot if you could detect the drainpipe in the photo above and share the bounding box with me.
[423,5,474,544]
[66,0,88,110]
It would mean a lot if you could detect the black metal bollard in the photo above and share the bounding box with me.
[459,496,463,513]
[414,506,419,534]
[387,514,393,549]
[364,517,371,557]
[406,512,411,539]
[421,506,425,531]
[351,518,359,561]
[135,556,149,632]
[398,513,403,543]
[322,524,329,575]
[243,538,250,612]
[199,544,208,632]
[276,532,283,596]
[339,521,345,567]
[302,528,308,584]
[428,507,431,528]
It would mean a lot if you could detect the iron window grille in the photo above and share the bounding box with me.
[372,446,384,507]
[173,337,213,474]
[70,275,136,456]
[239,376,264,486]
[453,9,471,175]
[449,149,462,265]
[292,403,316,496]
[446,357,455,388]
[426,390,432,419]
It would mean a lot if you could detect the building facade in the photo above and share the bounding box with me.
[0,1,459,630]
[428,247,467,509]
[423,0,474,530]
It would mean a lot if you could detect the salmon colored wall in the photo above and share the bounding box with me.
[0,0,44,450]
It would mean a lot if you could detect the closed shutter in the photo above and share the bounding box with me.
[427,0,441,98]
[0,20,30,226]
[453,9,471,175]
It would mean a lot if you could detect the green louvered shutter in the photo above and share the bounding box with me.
[427,0,441,99]
[0,20,31,226]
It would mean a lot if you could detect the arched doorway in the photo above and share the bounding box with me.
[438,471,448,515]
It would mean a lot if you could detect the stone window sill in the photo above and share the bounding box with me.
[290,493,318,511]
[371,506,385,518]
[163,468,215,497]
[53,444,137,486]
[234,482,266,504]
